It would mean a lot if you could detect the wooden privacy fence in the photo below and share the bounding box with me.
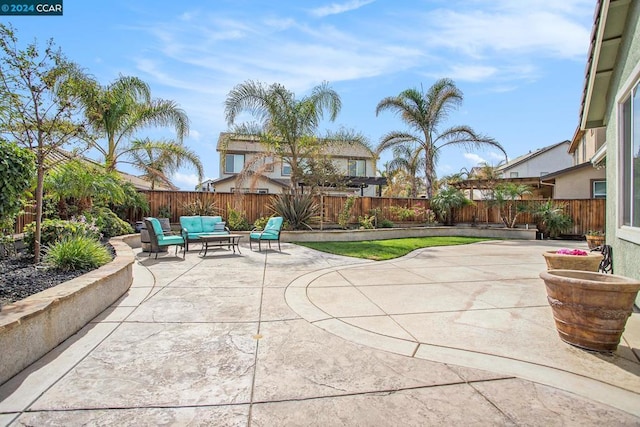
[14,191,605,237]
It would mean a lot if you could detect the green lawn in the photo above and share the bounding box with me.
[295,236,493,261]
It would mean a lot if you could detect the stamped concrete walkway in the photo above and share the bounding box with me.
[1,240,639,426]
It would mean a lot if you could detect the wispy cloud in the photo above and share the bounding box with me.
[172,172,202,189]
[310,0,375,18]
[422,3,591,60]
[463,153,486,165]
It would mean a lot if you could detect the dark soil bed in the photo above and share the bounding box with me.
[0,244,115,309]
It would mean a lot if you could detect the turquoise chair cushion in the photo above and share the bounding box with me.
[180,216,203,233]
[250,231,278,240]
[251,217,283,240]
[148,218,164,237]
[201,216,223,232]
[158,235,184,245]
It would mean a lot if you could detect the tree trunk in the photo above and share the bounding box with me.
[34,151,45,264]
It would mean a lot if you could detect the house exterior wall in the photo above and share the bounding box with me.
[601,0,640,304]
[572,128,606,165]
[502,142,572,178]
[215,133,379,196]
[212,178,285,194]
[553,167,606,199]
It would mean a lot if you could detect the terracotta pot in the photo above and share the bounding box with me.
[585,235,605,249]
[542,251,603,271]
[539,269,640,351]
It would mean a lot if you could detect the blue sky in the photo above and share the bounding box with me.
[4,0,595,190]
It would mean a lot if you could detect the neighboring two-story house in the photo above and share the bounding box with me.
[456,141,572,200]
[575,0,639,304]
[496,140,572,179]
[539,128,607,199]
[201,133,385,196]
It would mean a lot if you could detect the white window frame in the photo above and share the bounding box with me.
[263,156,274,173]
[281,161,291,176]
[509,172,519,178]
[348,159,366,177]
[224,153,245,174]
[592,180,606,199]
[615,59,640,244]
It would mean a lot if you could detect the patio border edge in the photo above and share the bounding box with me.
[0,235,136,386]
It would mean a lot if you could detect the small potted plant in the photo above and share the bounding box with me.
[542,248,603,272]
[585,230,605,249]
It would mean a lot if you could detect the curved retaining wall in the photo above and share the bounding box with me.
[281,226,537,242]
[0,236,136,386]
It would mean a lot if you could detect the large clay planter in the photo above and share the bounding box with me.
[539,269,640,351]
[542,251,603,271]
[585,234,605,249]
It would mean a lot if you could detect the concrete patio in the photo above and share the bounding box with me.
[1,239,639,426]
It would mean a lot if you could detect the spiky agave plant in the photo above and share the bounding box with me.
[269,193,319,230]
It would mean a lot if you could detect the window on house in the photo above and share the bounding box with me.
[263,156,274,172]
[224,154,244,174]
[509,172,519,178]
[231,187,269,194]
[621,81,640,227]
[592,180,606,199]
[348,159,366,176]
[281,161,291,176]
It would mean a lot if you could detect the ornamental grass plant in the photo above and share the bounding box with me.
[44,235,112,271]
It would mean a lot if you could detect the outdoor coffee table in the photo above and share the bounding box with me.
[197,234,243,256]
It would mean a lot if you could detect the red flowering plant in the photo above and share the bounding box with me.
[555,248,588,256]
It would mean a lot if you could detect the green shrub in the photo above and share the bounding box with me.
[253,216,270,230]
[44,235,112,271]
[226,204,250,231]
[158,205,171,218]
[338,195,356,229]
[269,193,319,230]
[358,214,375,229]
[87,207,134,238]
[0,139,35,219]
[379,219,395,228]
[531,200,573,238]
[389,205,414,221]
[23,218,101,254]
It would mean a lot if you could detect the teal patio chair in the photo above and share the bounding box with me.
[249,216,283,251]
[144,217,185,259]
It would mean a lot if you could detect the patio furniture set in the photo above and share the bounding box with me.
[142,216,283,259]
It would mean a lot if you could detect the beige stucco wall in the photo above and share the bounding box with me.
[553,166,606,199]
[213,177,285,194]
[601,0,640,305]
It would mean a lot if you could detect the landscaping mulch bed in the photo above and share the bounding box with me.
[0,244,115,309]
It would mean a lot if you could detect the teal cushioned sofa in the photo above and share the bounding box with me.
[179,215,230,251]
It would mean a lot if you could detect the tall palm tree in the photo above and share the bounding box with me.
[224,80,342,190]
[127,138,204,190]
[385,144,424,197]
[79,75,190,173]
[376,78,507,198]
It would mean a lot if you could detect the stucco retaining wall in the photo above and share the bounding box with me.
[0,236,135,386]
[280,226,537,242]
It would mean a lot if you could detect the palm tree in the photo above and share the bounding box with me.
[474,161,504,200]
[127,138,204,190]
[376,78,507,198]
[45,159,125,218]
[492,183,532,228]
[224,80,342,190]
[79,75,190,173]
[385,144,424,197]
